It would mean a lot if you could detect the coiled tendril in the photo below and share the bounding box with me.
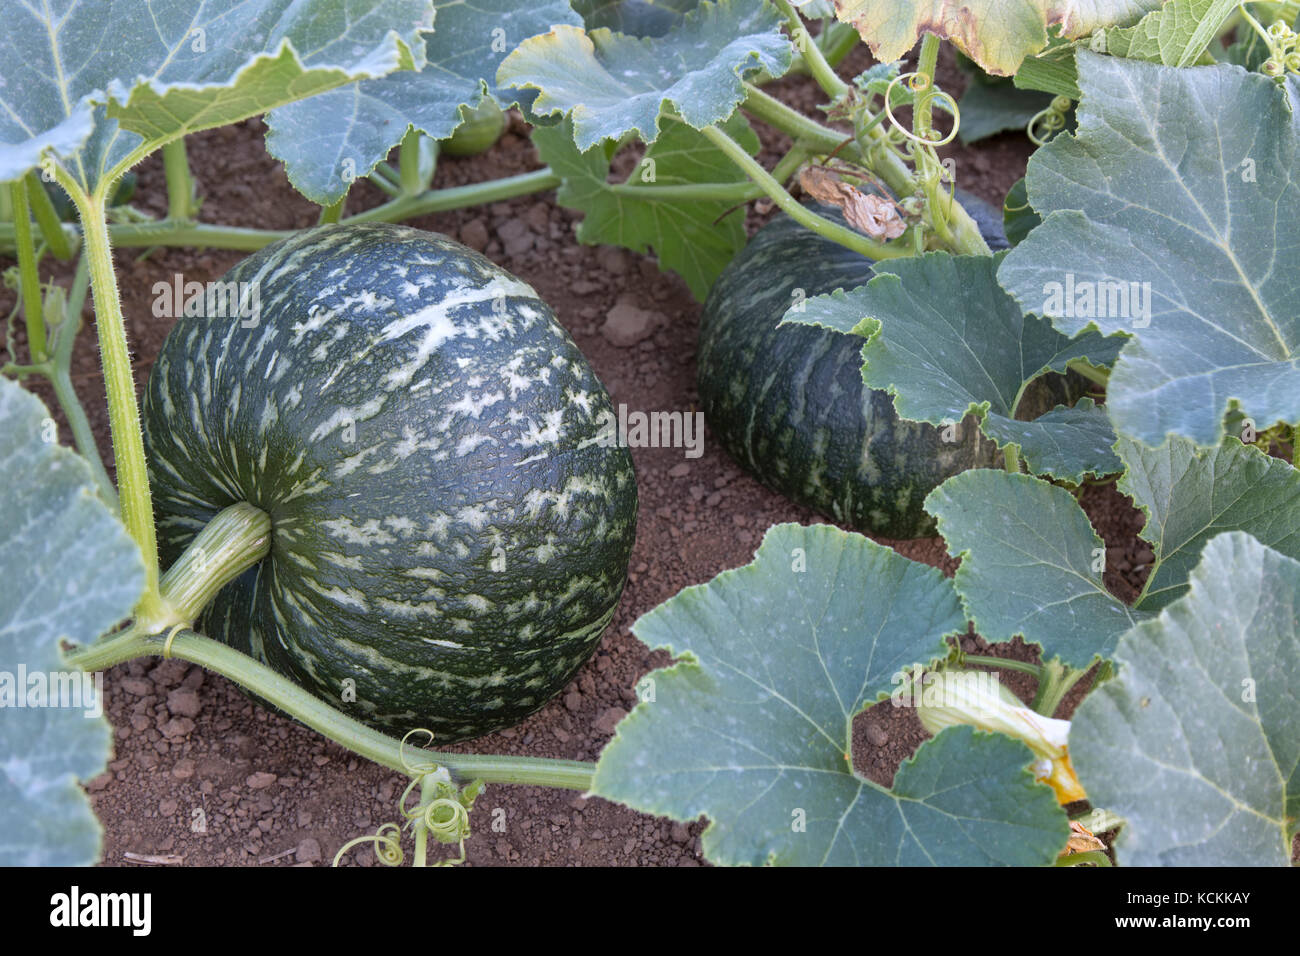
[331,729,484,867]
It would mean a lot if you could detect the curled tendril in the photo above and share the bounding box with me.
[1027,96,1073,147]
[332,822,404,867]
[881,72,961,147]
[397,727,442,776]
[329,728,482,867]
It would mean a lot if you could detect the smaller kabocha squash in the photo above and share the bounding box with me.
[142,222,637,742]
[697,193,1008,539]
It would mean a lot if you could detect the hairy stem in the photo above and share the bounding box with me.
[54,164,165,626]
[66,627,596,789]
[9,178,47,362]
[701,123,906,260]
[775,0,848,99]
[1,169,564,253]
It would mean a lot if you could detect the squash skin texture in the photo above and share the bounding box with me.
[143,222,637,741]
[697,195,1005,539]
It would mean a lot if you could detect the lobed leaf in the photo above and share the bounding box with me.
[1072,532,1300,865]
[497,0,792,149]
[266,0,581,204]
[830,0,1160,76]
[926,470,1149,668]
[0,0,433,190]
[593,523,1069,866]
[533,111,759,299]
[786,252,1123,483]
[998,54,1300,447]
[0,378,145,865]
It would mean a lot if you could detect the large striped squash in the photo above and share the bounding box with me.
[697,195,1006,539]
[143,223,637,741]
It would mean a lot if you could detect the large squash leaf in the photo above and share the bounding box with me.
[0,378,145,865]
[926,436,1300,668]
[830,0,1160,75]
[266,0,581,204]
[593,523,1069,866]
[497,0,792,148]
[0,0,432,189]
[1072,532,1300,866]
[533,111,759,299]
[999,54,1300,448]
[785,252,1123,483]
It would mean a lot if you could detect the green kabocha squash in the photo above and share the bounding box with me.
[441,100,508,158]
[142,222,637,741]
[697,193,1007,539]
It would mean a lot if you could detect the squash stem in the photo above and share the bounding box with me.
[959,654,1044,680]
[25,169,75,260]
[774,0,848,99]
[398,127,426,196]
[66,627,598,789]
[9,178,47,363]
[0,169,564,252]
[162,138,198,221]
[700,123,907,260]
[158,503,272,624]
[54,163,166,626]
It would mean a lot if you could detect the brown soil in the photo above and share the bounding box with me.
[2,46,1198,866]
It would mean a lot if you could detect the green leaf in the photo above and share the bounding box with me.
[1099,0,1237,66]
[786,252,1122,483]
[831,0,1160,75]
[266,1,580,204]
[593,522,1069,866]
[1118,436,1300,611]
[983,398,1122,480]
[927,436,1300,667]
[957,81,1054,144]
[998,54,1300,447]
[1012,44,1081,98]
[533,111,759,299]
[496,0,792,149]
[0,0,433,190]
[0,378,145,865]
[927,470,1149,667]
[1002,177,1041,248]
[1072,532,1300,865]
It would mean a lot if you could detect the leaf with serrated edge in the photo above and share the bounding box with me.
[0,378,145,865]
[592,523,1068,866]
[998,55,1300,447]
[534,111,758,299]
[496,0,792,149]
[926,470,1149,667]
[0,1,432,189]
[784,252,1122,483]
[266,1,579,204]
[983,399,1121,480]
[1118,436,1300,611]
[1072,532,1300,865]
[831,0,1160,75]
[1100,0,1237,66]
